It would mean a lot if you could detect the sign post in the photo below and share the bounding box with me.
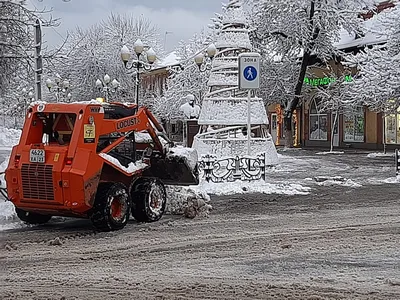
[238,53,260,155]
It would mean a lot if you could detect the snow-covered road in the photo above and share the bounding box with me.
[1,149,400,299]
[1,184,400,299]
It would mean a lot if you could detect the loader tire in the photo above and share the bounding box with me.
[15,208,52,225]
[131,178,167,223]
[90,182,130,231]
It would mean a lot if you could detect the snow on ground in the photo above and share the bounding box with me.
[270,150,397,188]
[314,176,362,188]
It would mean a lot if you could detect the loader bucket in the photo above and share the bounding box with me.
[142,147,199,186]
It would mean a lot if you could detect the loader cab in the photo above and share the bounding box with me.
[41,112,77,145]
[95,103,139,166]
[24,111,77,146]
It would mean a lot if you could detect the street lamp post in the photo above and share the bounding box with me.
[45,74,72,102]
[96,74,120,102]
[194,43,217,72]
[120,39,157,107]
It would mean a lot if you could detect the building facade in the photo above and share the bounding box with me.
[269,1,397,150]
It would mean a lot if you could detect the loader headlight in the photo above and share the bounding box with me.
[37,104,45,112]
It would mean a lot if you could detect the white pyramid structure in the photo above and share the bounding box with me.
[193,0,278,165]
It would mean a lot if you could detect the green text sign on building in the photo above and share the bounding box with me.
[304,75,353,87]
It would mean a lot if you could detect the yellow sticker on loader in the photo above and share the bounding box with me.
[84,124,95,143]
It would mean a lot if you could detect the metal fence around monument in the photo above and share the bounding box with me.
[198,153,268,183]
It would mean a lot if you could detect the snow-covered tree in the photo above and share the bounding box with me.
[252,0,375,146]
[152,30,212,121]
[0,0,65,121]
[47,13,162,103]
[259,56,300,108]
[345,6,400,114]
[0,0,59,97]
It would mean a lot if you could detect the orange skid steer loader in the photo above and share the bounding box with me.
[2,101,199,231]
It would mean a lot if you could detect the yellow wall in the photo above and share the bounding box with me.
[366,109,378,144]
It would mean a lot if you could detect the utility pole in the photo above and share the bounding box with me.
[34,19,42,102]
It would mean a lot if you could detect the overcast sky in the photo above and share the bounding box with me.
[27,0,222,53]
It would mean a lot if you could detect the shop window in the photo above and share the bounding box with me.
[309,99,328,141]
[385,110,400,144]
[343,106,364,142]
[271,114,277,130]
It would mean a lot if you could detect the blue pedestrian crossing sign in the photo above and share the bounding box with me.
[244,66,257,81]
[239,53,260,89]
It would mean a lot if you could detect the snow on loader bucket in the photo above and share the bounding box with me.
[132,130,199,186]
[142,147,199,186]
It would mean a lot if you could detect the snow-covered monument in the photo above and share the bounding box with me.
[192,0,278,165]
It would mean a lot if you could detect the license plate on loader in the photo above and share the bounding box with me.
[30,149,45,163]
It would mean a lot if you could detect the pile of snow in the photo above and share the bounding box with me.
[371,175,400,184]
[367,152,394,158]
[0,126,21,149]
[314,176,362,188]
[196,180,311,196]
[0,201,17,222]
[382,176,400,184]
[0,154,20,231]
[0,156,9,189]
[278,147,302,152]
[316,151,345,155]
[166,186,212,218]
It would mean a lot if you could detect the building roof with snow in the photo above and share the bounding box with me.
[334,1,397,50]
[157,51,181,68]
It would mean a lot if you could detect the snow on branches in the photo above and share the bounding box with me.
[252,0,374,61]
[251,0,375,146]
[344,6,400,115]
[152,31,212,121]
[46,13,163,103]
[0,0,60,113]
